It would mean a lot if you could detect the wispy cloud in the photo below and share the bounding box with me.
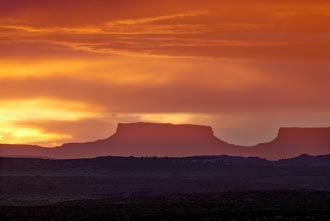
[106,11,208,26]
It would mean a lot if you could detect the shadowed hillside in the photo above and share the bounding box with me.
[1,154,329,206]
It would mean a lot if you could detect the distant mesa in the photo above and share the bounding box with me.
[115,122,216,141]
[0,122,329,160]
[111,122,222,149]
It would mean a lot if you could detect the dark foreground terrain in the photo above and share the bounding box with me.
[2,191,330,220]
[1,155,329,220]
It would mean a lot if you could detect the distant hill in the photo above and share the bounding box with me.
[1,154,328,171]
[279,154,330,166]
[0,122,329,160]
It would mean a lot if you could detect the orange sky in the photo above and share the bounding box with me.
[0,0,329,146]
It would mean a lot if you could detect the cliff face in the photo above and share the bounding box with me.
[0,123,329,160]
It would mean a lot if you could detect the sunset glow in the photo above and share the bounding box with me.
[0,0,329,146]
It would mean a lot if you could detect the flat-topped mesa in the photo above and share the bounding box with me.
[250,127,330,160]
[113,122,216,142]
[276,127,330,145]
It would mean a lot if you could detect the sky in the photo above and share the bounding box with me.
[0,0,329,147]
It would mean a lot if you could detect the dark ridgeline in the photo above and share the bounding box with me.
[1,122,329,160]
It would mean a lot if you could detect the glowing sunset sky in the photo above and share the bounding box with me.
[0,0,329,146]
